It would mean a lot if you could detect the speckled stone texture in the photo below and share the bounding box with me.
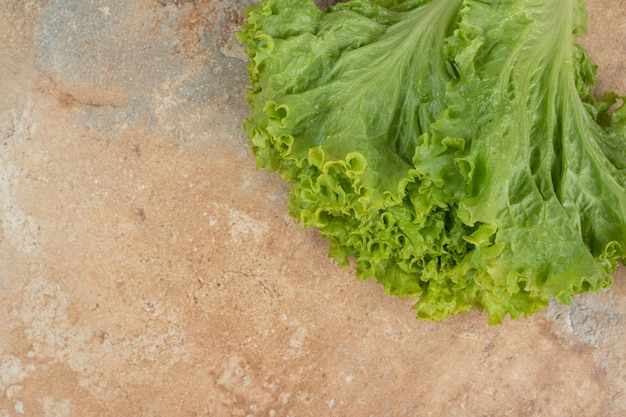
[0,0,625,416]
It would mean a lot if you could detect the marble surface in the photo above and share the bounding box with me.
[1,0,625,415]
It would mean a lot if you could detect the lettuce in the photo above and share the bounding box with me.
[238,0,626,323]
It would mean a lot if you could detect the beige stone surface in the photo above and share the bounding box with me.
[0,0,625,416]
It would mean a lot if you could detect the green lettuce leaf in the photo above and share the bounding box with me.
[238,0,626,323]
